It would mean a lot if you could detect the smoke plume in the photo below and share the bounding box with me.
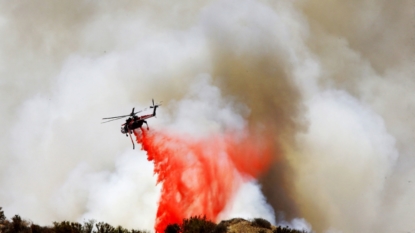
[0,0,414,232]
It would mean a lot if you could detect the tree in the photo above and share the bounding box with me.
[0,207,5,222]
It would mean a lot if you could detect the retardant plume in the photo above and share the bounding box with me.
[134,127,273,233]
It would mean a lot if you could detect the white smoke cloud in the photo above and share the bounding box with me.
[294,90,398,232]
[161,74,248,136]
[79,151,160,230]
[218,181,276,225]
[279,218,312,233]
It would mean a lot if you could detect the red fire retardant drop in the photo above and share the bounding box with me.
[134,128,274,233]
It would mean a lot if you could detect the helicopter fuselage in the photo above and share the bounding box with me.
[121,119,146,134]
[120,111,156,135]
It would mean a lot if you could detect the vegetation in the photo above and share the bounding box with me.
[251,218,272,230]
[164,216,309,233]
[272,226,308,233]
[0,207,5,222]
[0,207,309,233]
[164,223,180,233]
[163,216,216,233]
[0,208,148,233]
[181,216,216,233]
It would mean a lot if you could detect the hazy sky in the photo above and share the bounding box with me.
[0,1,414,232]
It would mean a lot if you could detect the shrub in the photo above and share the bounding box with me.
[96,222,115,233]
[132,230,147,233]
[273,226,308,233]
[181,216,216,233]
[211,221,227,233]
[31,224,43,233]
[164,223,180,233]
[115,225,130,233]
[82,220,96,233]
[10,215,30,233]
[31,224,54,233]
[0,207,5,222]
[72,222,83,232]
[53,221,82,233]
[251,218,272,230]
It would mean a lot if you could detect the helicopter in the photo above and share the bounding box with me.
[102,99,161,149]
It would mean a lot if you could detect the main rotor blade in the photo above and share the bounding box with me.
[102,114,130,120]
[103,106,148,120]
[101,117,126,124]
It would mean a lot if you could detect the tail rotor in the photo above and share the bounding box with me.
[150,98,162,117]
[150,98,162,109]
